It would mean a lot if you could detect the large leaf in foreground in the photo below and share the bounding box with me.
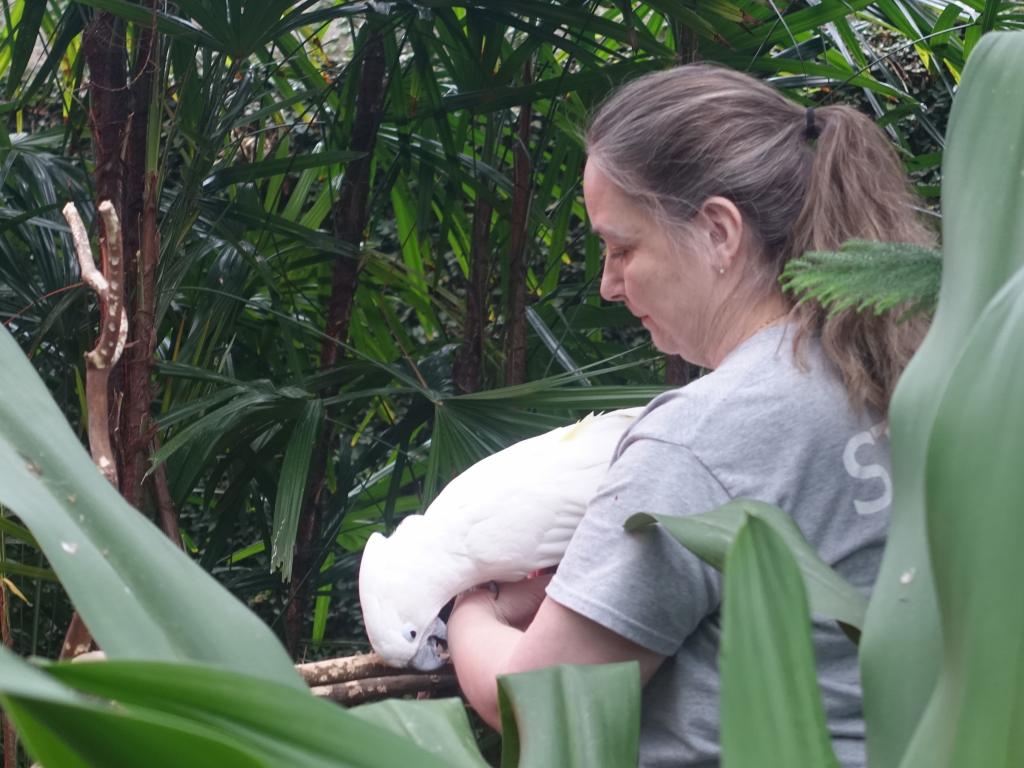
[497,662,640,768]
[720,516,839,768]
[45,659,450,768]
[351,698,488,768]
[0,327,300,687]
[899,267,1024,767]
[860,31,1024,768]
[0,650,266,768]
[626,499,867,632]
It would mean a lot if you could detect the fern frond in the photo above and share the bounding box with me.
[780,240,942,319]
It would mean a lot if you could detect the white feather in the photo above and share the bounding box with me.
[358,407,642,668]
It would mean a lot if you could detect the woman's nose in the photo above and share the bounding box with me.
[600,258,624,303]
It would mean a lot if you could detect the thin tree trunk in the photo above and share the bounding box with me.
[82,12,128,217]
[285,28,388,655]
[665,355,702,387]
[503,63,533,386]
[148,437,183,548]
[1,585,15,768]
[453,189,493,394]
[59,10,129,660]
[675,20,701,64]
[121,7,160,510]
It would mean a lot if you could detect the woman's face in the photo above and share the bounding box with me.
[583,162,721,364]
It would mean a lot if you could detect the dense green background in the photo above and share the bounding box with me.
[2,3,1023,766]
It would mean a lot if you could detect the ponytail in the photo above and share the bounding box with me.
[788,106,936,415]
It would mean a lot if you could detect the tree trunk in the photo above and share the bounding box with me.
[285,28,388,655]
[453,189,493,394]
[58,14,129,659]
[1,586,15,768]
[675,20,701,64]
[503,63,533,386]
[82,12,128,218]
[120,7,160,512]
[665,355,702,387]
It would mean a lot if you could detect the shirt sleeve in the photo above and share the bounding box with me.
[546,435,731,657]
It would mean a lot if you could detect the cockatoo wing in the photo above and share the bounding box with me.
[427,408,642,584]
[358,407,644,668]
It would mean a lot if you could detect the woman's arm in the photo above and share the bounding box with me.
[448,579,666,730]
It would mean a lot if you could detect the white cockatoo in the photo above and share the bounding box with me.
[358,407,643,671]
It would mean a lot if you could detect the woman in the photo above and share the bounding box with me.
[447,65,934,766]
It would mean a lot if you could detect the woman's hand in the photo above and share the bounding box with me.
[490,572,554,630]
[453,572,554,631]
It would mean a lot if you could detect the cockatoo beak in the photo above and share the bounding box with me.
[408,616,448,671]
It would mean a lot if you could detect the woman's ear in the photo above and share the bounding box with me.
[697,196,745,273]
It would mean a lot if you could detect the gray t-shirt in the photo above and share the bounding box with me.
[547,324,890,767]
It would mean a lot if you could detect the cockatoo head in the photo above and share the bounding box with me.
[359,527,449,671]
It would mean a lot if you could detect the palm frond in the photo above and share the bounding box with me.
[781,239,942,318]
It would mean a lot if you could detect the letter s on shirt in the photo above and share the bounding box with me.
[843,422,892,516]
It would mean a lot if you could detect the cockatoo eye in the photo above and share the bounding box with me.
[401,624,417,643]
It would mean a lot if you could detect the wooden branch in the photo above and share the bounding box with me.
[311,672,457,706]
[300,651,456,705]
[59,613,95,660]
[297,651,406,685]
[62,201,127,488]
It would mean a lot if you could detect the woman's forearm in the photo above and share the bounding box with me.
[447,590,523,730]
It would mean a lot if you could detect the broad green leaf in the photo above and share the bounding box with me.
[0,649,265,768]
[898,266,1024,767]
[626,499,868,631]
[0,327,302,688]
[351,698,488,768]
[720,517,839,768]
[860,31,1024,768]
[497,662,640,768]
[48,660,451,768]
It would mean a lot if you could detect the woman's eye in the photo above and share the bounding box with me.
[607,248,629,260]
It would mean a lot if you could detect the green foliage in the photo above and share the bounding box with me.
[497,662,640,768]
[626,500,867,632]
[0,325,302,686]
[720,517,839,768]
[902,260,1024,767]
[860,29,1024,768]
[781,240,942,319]
[2,1,1023,765]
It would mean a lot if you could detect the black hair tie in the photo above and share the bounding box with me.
[805,107,821,141]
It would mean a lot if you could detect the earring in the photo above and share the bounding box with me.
[718,266,725,275]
